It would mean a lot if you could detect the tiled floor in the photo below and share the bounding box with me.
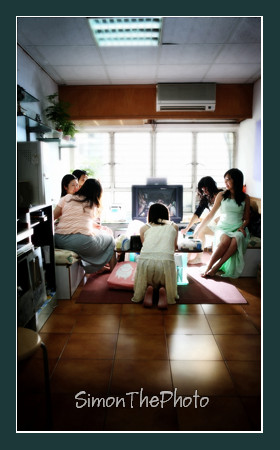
[17,272,262,432]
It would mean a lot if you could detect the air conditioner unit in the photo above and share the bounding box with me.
[156,83,216,112]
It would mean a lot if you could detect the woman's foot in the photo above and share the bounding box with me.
[96,264,111,275]
[143,286,153,308]
[158,287,168,310]
[201,267,217,278]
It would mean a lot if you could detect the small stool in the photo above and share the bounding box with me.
[17,327,52,430]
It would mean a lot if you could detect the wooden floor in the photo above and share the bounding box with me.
[17,266,262,432]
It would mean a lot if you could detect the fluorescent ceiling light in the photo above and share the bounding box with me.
[88,17,162,46]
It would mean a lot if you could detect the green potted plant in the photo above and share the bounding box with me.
[62,120,79,140]
[45,93,71,138]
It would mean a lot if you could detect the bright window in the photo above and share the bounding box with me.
[155,132,193,186]
[197,133,233,188]
[74,133,111,187]
[114,133,151,187]
[70,129,235,219]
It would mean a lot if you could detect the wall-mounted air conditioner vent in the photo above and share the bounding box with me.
[156,83,216,112]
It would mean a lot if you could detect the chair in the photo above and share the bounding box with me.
[17,327,52,430]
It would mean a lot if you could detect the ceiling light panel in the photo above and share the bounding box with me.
[88,17,162,46]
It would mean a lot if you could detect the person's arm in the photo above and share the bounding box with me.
[54,196,66,221]
[140,224,149,243]
[173,223,179,251]
[53,205,62,220]
[193,192,223,238]
[237,194,250,236]
[181,196,208,234]
[180,214,199,234]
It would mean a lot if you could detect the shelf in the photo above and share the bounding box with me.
[17,242,34,257]
[18,114,52,138]
[59,143,77,148]
[26,117,52,134]
[27,124,52,134]
[28,204,52,213]
[17,86,52,139]
[18,85,39,103]
[30,221,40,228]
[17,228,34,243]
[30,216,48,227]
[37,138,60,142]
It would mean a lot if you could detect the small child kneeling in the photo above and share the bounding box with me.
[131,203,179,309]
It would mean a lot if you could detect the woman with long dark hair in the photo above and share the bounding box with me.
[54,178,116,273]
[194,168,250,278]
[72,169,88,188]
[60,174,79,197]
[181,176,222,264]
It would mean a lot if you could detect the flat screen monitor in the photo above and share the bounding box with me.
[132,184,183,223]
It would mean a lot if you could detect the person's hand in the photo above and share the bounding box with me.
[180,228,188,235]
[237,227,246,237]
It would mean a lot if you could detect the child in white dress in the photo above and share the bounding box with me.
[131,203,179,309]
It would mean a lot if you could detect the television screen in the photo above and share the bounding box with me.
[132,185,183,223]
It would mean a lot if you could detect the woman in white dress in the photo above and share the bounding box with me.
[131,203,179,309]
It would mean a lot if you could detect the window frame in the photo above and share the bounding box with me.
[73,123,238,219]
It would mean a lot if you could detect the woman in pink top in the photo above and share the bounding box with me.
[54,178,116,274]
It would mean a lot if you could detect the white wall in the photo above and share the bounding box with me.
[17,48,72,204]
[17,46,58,125]
[236,79,262,198]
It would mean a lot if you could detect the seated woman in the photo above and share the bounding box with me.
[194,168,250,278]
[54,178,116,274]
[72,169,88,189]
[60,174,79,197]
[181,176,222,264]
[54,174,80,230]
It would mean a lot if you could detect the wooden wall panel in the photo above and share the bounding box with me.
[59,84,253,123]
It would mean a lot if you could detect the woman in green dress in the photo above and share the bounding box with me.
[194,168,250,278]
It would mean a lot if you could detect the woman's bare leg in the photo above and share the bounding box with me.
[206,238,238,276]
[188,253,203,264]
[109,252,117,271]
[201,234,231,277]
